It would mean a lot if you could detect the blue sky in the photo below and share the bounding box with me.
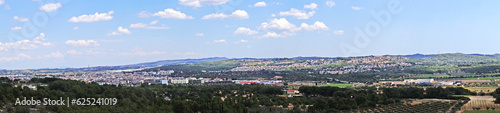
[1,0,500,69]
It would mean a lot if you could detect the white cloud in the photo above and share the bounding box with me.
[73,27,78,30]
[108,27,131,36]
[239,39,248,43]
[213,39,226,43]
[10,26,22,30]
[42,51,64,58]
[0,33,51,51]
[178,0,229,7]
[257,18,329,38]
[130,23,147,28]
[333,30,344,35]
[271,14,276,17]
[68,11,114,22]
[260,32,294,38]
[234,27,258,35]
[279,8,315,19]
[0,51,65,62]
[152,8,194,19]
[259,18,298,31]
[253,1,267,7]
[299,21,329,31]
[325,1,335,7]
[66,49,83,55]
[0,53,31,62]
[234,39,248,44]
[304,3,318,10]
[201,10,249,20]
[149,20,159,25]
[13,16,29,22]
[129,23,169,29]
[201,13,229,19]
[352,6,363,10]
[231,10,249,19]
[246,45,252,48]
[65,40,100,47]
[196,33,204,36]
[39,3,61,12]
[0,0,4,5]
[137,11,152,18]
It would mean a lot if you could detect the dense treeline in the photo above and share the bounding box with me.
[0,77,478,113]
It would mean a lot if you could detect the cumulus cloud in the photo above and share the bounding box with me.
[108,27,131,36]
[279,8,315,19]
[129,23,169,29]
[299,21,329,31]
[39,3,61,12]
[253,1,266,7]
[260,32,295,38]
[65,40,100,47]
[68,11,114,22]
[152,8,194,19]
[0,33,51,51]
[201,10,249,20]
[325,1,335,7]
[13,16,29,22]
[10,26,22,30]
[257,18,329,38]
[201,13,228,19]
[73,27,78,30]
[304,3,318,10]
[333,30,344,35]
[259,18,298,32]
[178,0,229,7]
[352,6,363,10]
[0,0,4,5]
[234,27,258,35]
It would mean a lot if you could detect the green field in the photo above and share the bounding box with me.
[463,110,500,113]
[452,95,475,97]
[316,84,352,87]
[407,74,450,79]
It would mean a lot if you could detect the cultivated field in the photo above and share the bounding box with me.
[461,96,500,112]
[344,99,457,113]
[464,87,498,93]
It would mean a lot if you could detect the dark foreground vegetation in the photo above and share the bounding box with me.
[0,77,485,113]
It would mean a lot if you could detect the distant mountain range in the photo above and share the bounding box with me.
[123,57,229,67]
[400,53,500,59]
[10,53,500,71]
[30,57,229,71]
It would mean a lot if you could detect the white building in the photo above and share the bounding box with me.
[404,79,434,84]
[170,77,188,84]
